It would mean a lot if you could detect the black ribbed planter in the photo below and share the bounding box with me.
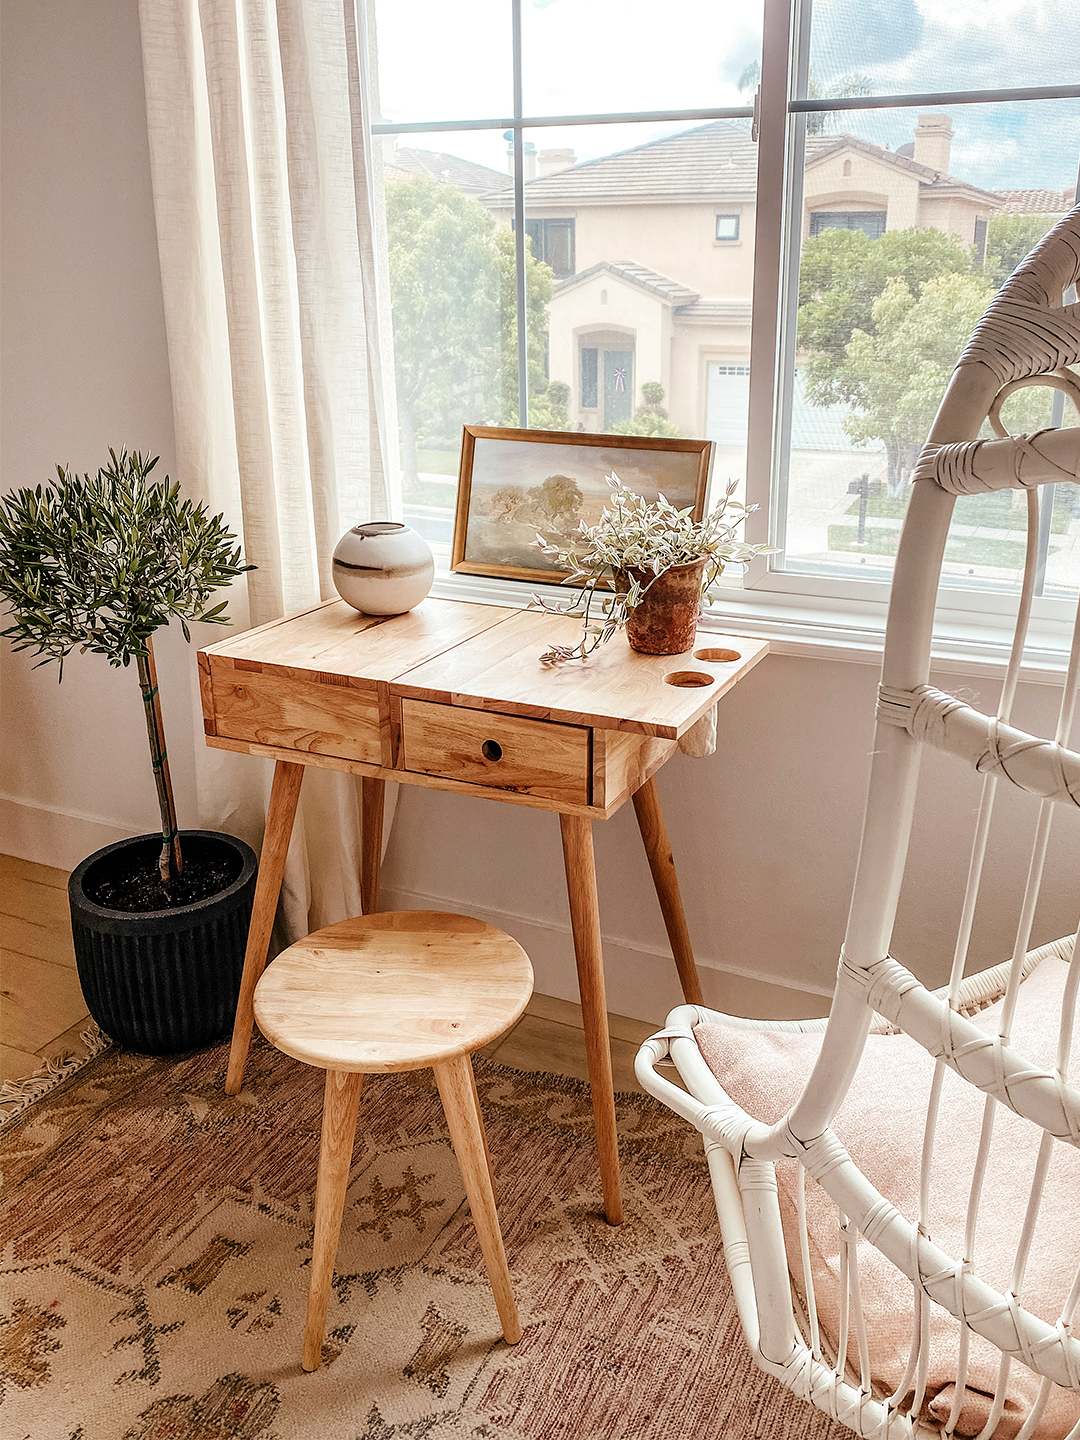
[68,830,257,1055]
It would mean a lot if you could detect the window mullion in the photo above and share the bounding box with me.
[743,0,797,576]
[511,0,527,427]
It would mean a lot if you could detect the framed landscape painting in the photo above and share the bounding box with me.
[450,427,714,585]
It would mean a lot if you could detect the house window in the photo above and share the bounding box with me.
[524,218,575,278]
[974,216,988,264]
[715,214,740,241]
[809,211,887,240]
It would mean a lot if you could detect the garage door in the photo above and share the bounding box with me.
[705,364,751,446]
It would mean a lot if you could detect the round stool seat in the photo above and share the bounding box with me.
[254,910,533,1073]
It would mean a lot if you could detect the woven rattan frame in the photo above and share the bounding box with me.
[638,208,1080,1439]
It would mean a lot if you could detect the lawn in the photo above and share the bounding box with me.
[828,525,1059,572]
[847,483,1078,535]
[417,448,461,477]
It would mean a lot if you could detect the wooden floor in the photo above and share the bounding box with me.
[0,854,661,1091]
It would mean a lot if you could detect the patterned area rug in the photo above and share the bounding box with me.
[0,1036,845,1440]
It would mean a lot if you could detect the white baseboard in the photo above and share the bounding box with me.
[0,792,143,871]
[379,883,830,1026]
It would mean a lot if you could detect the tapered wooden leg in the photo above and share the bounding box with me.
[360,776,384,915]
[225,760,305,1095]
[434,1054,521,1344]
[468,1056,498,1203]
[632,776,705,1006]
[303,1069,364,1372]
[559,814,623,1226]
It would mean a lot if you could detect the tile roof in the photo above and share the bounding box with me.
[675,298,754,322]
[479,120,999,206]
[387,147,512,197]
[994,187,1076,213]
[497,121,760,203]
[554,260,699,306]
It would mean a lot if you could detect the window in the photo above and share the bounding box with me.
[808,210,887,239]
[715,213,740,241]
[371,0,1080,655]
[749,0,1080,636]
[974,216,988,264]
[524,218,575,278]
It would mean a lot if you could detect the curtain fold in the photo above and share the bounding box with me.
[140,0,399,941]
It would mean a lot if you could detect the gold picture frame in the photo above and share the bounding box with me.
[450,426,714,585]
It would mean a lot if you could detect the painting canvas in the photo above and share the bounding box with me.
[451,426,714,584]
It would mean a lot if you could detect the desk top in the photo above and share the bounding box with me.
[200,596,768,740]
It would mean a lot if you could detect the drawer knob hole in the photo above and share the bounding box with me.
[482,740,503,762]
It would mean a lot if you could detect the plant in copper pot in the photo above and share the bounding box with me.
[530,472,771,661]
[0,449,258,1053]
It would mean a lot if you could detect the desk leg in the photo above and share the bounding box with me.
[559,813,623,1226]
[225,759,305,1095]
[632,776,705,1006]
[360,776,384,915]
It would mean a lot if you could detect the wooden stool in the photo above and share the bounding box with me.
[253,909,533,1372]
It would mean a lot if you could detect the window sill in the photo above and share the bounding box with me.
[428,565,1072,686]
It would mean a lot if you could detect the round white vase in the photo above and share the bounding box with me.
[332,521,435,615]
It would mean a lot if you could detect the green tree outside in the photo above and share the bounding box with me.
[799,222,1067,503]
[985,212,1063,288]
[385,173,559,487]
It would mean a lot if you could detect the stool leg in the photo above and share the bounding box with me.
[468,1059,498,1204]
[360,776,384,915]
[632,776,705,1006]
[225,759,305,1095]
[434,1054,521,1345]
[559,813,623,1226]
[303,1069,364,1372]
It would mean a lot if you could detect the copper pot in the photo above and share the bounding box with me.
[619,557,707,656]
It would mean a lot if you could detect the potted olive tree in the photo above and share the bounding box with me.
[0,450,257,1054]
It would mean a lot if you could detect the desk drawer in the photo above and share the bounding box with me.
[212,666,382,765]
[400,699,590,804]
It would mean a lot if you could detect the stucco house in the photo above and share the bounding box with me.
[476,114,1001,441]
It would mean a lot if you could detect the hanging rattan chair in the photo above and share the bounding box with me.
[637,206,1080,1440]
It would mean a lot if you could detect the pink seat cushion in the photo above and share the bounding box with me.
[694,952,1080,1439]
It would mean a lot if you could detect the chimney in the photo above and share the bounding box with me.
[538,147,575,178]
[505,136,537,182]
[912,114,953,176]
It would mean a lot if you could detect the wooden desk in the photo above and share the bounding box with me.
[199,596,767,1223]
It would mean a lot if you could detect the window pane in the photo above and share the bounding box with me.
[383,131,518,545]
[521,0,762,118]
[522,120,755,495]
[807,0,1080,100]
[373,0,512,125]
[778,99,1080,596]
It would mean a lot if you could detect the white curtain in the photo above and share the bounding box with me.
[139,0,399,940]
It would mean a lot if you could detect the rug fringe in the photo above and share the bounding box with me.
[0,1024,112,1125]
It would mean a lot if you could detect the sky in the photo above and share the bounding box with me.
[373,0,1079,192]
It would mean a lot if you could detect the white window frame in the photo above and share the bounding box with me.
[372,0,1080,675]
[739,0,1080,672]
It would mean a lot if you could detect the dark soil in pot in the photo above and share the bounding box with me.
[69,830,257,1056]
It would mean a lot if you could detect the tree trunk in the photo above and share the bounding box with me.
[885,438,905,500]
[136,636,182,887]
